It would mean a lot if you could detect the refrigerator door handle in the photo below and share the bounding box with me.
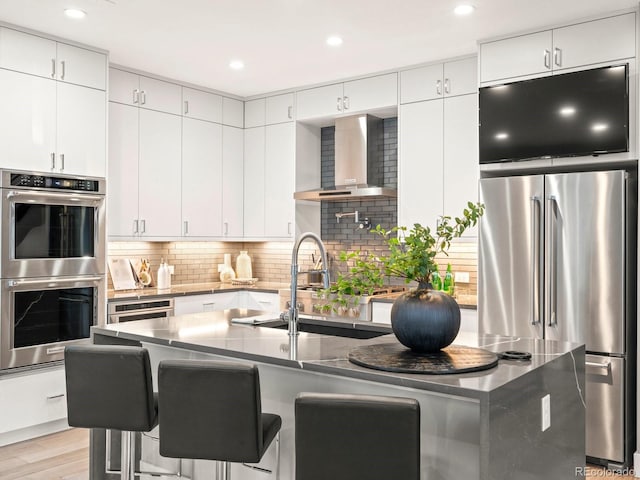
[547,195,558,327]
[530,196,541,325]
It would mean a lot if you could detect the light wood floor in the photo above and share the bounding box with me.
[0,428,636,479]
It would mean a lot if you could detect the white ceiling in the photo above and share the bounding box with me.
[0,0,637,97]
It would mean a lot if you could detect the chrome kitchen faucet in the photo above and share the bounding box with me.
[286,232,330,336]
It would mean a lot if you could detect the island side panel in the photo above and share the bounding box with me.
[481,346,586,480]
[144,342,482,480]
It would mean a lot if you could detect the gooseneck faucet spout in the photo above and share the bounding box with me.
[288,232,330,336]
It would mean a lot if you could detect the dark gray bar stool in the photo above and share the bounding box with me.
[295,392,421,480]
[158,359,282,480]
[64,345,158,480]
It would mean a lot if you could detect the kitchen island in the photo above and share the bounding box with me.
[91,310,585,480]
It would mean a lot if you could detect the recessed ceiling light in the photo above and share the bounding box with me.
[454,4,475,15]
[495,132,509,140]
[326,35,343,47]
[592,123,608,132]
[229,60,244,70]
[64,8,87,19]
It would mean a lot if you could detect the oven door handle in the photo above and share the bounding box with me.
[6,190,104,203]
[8,275,104,287]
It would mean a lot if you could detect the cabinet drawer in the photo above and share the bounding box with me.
[173,293,238,315]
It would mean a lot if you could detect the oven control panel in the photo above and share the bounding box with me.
[10,173,99,192]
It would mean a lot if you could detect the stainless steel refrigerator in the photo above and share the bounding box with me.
[479,169,636,468]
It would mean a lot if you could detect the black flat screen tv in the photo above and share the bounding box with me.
[479,64,629,164]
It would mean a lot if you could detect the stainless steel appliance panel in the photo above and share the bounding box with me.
[1,185,106,278]
[544,171,625,353]
[586,354,625,464]
[1,275,106,369]
[479,175,544,339]
[108,298,174,323]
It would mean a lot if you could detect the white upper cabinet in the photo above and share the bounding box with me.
[223,97,244,128]
[243,127,266,237]
[182,87,223,123]
[401,57,476,104]
[0,27,106,90]
[244,98,266,128]
[182,117,223,237]
[222,126,244,238]
[109,68,181,114]
[265,93,294,124]
[480,12,636,84]
[342,73,398,113]
[297,73,398,120]
[264,122,295,238]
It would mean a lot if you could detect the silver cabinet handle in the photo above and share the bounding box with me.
[287,105,292,119]
[586,361,612,369]
[140,219,146,234]
[444,78,450,95]
[530,196,541,326]
[553,47,562,67]
[436,79,442,96]
[51,59,56,78]
[133,89,139,104]
[46,393,65,400]
[60,60,66,80]
[336,97,342,112]
[51,152,55,170]
[140,90,146,105]
[547,195,558,327]
[133,219,139,234]
[544,49,551,69]
[343,96,349,110]
[287,222,292,235]
[224,222,229,235]
[60,153,65,171]
[184,220,189,235]
[184,100,189,115]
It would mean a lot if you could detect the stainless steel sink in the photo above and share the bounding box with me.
[259,318,392,339]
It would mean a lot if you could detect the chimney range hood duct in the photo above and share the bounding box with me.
[294,114,397,201]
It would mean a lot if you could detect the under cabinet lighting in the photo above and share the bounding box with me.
[64,8,87,19]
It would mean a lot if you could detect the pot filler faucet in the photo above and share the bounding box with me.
[285,232,330,336]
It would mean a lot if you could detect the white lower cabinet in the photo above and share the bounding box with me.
[371,301,393,324]
[173,292,238,315]
[235,291,280,313]
[0,366,68,446]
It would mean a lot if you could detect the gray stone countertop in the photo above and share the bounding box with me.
[92,309,582,401]
[107,281,289,301]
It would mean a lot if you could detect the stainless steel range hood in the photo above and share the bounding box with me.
[294,114,397,201]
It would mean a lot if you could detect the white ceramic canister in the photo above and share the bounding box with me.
[236,251,252,279]
[219,253,236,282]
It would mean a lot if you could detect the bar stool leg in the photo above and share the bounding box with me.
[120,431,135,480]
[215,460,231,480]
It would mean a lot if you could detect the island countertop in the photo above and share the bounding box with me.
[92,309,583,400]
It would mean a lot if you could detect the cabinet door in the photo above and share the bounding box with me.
[480,30,552,83]
[182,87,222,123]
[400,64,443,104]
[266,93,294,124]
[265,123,295,238]
[552,13,636,71]
[223,97,244,128]
[443,57,477,97]
[182,118,223,237]
[244,98,266,128]
[138,109,182,237]
[57,83,106,177]
[173,292,238,315]
[443,94,478,237]
[243,127,265,237]
[343,73,398,113]
[296,83,343,120]
[108,102,139,237]
[56,43,106,90]
[0,27,56,78]
[399,100,443,232]
[222,126,244,237]
[109,68,140,105]
[139,76,182,115]
[0,69,56,172]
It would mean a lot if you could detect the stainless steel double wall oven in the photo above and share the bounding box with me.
[0,170,106,369]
